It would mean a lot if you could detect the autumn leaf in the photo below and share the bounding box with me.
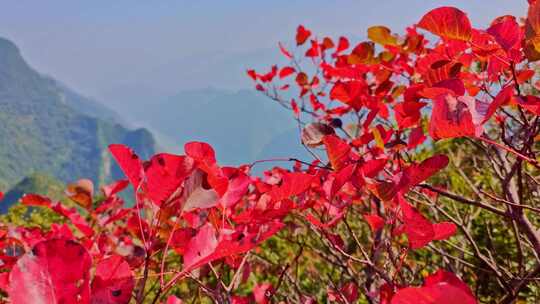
[65,178,94,209]
[296,25,311,46]
[323,134,351,171]
[301,122,335,147]
[391,270,475,304]
[368,25,398,46]
[109,144,144,189]
[9,239,92,304]
[91,255,134,304]
[418,7,472,41]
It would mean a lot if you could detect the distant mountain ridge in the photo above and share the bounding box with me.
[0,37,156,196]
[116,87,311,167]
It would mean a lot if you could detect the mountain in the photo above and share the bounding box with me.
[116,87,312,167]
[0,172,65,213]
[0,37,156,195]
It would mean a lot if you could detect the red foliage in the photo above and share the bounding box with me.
[5,2,540,303]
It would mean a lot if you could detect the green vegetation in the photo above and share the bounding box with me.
[0,37,156,212]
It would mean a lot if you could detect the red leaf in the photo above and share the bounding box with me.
[219,170,250,208]
[182,223,218,272]
[278,42,292,59]
[247,69,257,81]
[271,172,316,202]
[391,270,476,304]
[408,127,426,149]
[400,154,449,191]
[305,40,320,57]
[335,36,349,54]
[291,99,300,118]
[360,158,388,178]
[398,195,435,249]
[52,203,95,238]
[165,296,183,304]
[429,94,483,140]
[253,283,273,304]
[418,7,472,41]
[185,142,229,196]
[487,16,520,51]
[394,100,426,129]
[296,25,311,46]
[171,228,196,254]
[517,69,535,84]
[279,66,296,79]
[185,141,217,164]
[144,153,194,206]
[183,222,283,274]
[21,194,52,208]
[424,270,475,299]
[109,144,143,189]
[363,214,385,232]
[330,82,350,103]
[101,179,129,198]
[433,222,457,240]
[9,239,92,304]
[483,85,514,123]
[323,135,351,171]
[91,255,134,304]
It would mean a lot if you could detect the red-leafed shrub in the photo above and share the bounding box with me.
[3,4,540,303]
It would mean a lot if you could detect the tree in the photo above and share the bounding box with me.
[2,3,540,303]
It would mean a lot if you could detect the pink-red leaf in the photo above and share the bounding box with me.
[144,153,194,206]
[109,144,143,189]
[91,255,134,304]
[9,239,92,304]
[487,16,520,51]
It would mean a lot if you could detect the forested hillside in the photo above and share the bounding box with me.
[0,37,156,209]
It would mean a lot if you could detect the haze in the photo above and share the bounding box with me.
[0,0,526,107]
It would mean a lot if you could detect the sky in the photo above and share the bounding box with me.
[0,0,528,104]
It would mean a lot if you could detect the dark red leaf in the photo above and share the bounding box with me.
[296,25,311,46]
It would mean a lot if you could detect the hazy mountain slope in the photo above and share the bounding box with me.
[0,37,156,192]
[118,88,304,165]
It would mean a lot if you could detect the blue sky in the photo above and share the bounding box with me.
[0,1,527,102]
